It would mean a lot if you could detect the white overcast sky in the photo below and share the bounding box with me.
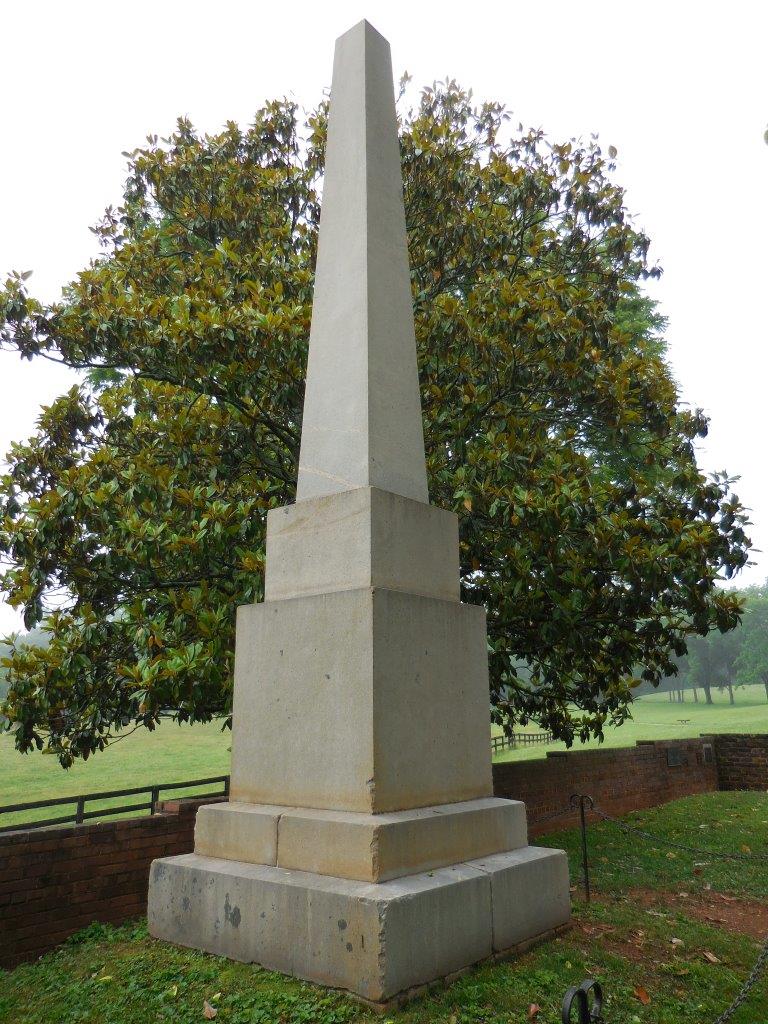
[1,0,766,634]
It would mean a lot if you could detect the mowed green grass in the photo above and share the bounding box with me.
[2,792,768,1024]
[493,682,768,763]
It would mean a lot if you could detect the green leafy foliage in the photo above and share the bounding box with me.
[0,85,750,764]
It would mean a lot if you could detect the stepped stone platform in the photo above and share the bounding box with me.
[150,845,569,1006]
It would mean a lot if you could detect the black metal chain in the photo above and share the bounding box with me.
[529,804,578,826]
[562,979,604,1023]
[549,795,768,1023]
[711,934,768,1024]
[589,804,768,863]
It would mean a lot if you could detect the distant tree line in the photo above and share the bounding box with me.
[635,583,768,704]
[0,628,47,706]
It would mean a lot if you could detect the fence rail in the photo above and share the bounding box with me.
[491,730,554,754]
[4,734,557,831]
[0,775,230,833]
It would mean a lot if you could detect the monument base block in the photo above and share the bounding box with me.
[194,797,528,882]
[148,847,570,1006]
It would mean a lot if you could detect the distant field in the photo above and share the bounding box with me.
[2,683,767,824]
[493,682,768,762]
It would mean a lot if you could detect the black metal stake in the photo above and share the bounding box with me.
[571,794,593,904]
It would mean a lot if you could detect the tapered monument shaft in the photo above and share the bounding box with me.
[297,21,428,504]
[148,21,570,1004]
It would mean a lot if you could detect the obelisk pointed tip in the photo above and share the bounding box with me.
[336,18,389,47]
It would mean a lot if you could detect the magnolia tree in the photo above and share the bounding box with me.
[0,85,750,765]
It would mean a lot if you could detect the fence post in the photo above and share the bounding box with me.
[75,796,85,825]
[223,775,230,798]
[150,786,160,815]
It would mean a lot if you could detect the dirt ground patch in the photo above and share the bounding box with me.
[574,919,649,964]
[600,888,768,941]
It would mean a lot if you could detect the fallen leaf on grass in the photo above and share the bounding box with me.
[703,951,722,964]
[670,937,684,947]
[581,924,616,936]
[97,976,112,983]
[203,1001,218,1020]
[633,986,651,1005]
[527,1004,541,1019]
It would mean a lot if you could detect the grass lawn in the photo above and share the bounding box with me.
[2,791,767,1023]
[493,681,768,763]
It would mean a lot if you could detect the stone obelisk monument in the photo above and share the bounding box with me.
[148,20,570,1006]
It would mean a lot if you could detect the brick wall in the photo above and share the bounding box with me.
[713,733,768,791]
[0,797,222,969]
[493,738,718,837]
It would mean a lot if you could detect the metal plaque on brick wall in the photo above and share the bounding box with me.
[666,746,688,767]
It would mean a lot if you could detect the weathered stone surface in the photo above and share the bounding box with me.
[229,587,492,813]
[278,798,526,881]
[264,487,459,603]
[296,21,428,505]
[475,847,571,952]
[194,797,527,881]
[195,802,282,865]
[148,848,568,1003]
[371,589,492,810]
